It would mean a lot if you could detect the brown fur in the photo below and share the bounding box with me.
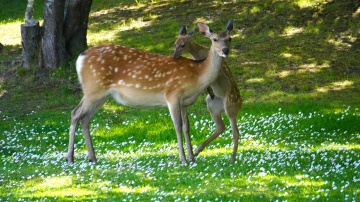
[173,23,242,163]
[67,21,234,165]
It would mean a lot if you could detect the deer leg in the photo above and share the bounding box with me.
[181,107,196,163]
[195,95,225,156]
[167,98,188,165]
[67,96,106,164]
[80,97,107,163]
[225,104,241,163]
[67,101,84,164]
[229,116,239,163]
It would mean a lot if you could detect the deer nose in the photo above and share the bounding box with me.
[222,48,229,55]
[173,53,180,59]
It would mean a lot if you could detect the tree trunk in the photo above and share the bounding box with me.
[64,0,93,57]
[21,0,41,69]
[42,0,67,69]
[21,20,42,68]
[41,0,93,69]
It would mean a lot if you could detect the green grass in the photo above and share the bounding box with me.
[1,0,360,201]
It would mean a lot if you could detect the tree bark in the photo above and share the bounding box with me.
[64,0,93,57]
[21,21,41,68]
[22,0,92,70]
[21,0,41,69]
[42,0,67,68]
[41,0,92,69]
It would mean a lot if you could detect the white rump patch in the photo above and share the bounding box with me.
[76,54,87,83]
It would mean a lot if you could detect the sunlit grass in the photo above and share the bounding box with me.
[1,0,359,201]
[0,21,23,46]
[1,105,359,201]
[295,0,327,8]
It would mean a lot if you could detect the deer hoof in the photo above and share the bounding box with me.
[66,158,74,165]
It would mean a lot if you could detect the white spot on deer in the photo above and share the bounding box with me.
[114,67,118,73]
[135,84,141,88]
[132,75,137,79]
[101,60,105,64]
[124,55,128,60]
[165,78,173,85]
[118,80,125,85]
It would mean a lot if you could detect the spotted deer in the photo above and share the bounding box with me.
[173,23,242,163]
[67,20,234,165]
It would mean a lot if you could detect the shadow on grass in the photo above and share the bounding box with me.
[85,0,360,107]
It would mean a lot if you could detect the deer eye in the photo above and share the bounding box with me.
[213,38,218,42]
[229,37,232,42]
[181,44,185,48]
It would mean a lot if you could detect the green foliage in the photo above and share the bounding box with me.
[0,0,43,23]
[0,0,359,201]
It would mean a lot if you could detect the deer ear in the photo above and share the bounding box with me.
[226,19,233,31]
[179,26,187,36]
[187,28,195,37]
[197,23,211,37]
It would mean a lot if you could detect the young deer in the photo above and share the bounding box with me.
[173,24,242,163]
[67,20,233,165]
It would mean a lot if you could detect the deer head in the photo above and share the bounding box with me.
[198,19,233,58]
[173,26,195,59]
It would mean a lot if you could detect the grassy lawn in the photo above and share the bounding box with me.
[1,0,359,201]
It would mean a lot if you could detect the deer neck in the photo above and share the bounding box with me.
[188,40,209,61]
[197,47,225,88]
